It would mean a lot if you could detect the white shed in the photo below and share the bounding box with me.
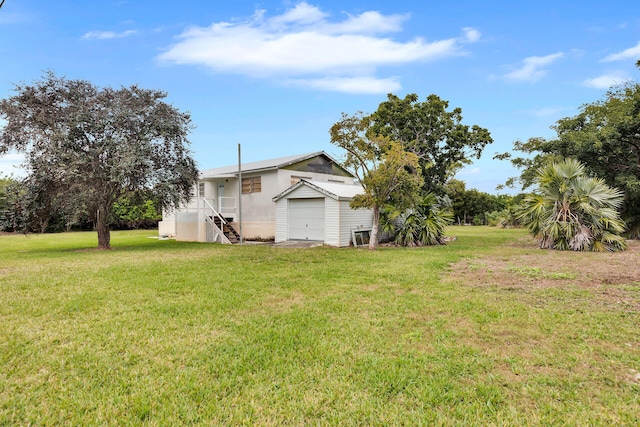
[272,180,374,247]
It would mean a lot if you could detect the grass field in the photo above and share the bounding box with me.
[1,227,639,426]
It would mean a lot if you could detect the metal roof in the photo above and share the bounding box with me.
[272,179,364,202]
[200,151,347,179]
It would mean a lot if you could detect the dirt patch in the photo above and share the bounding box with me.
[447,240,640,310]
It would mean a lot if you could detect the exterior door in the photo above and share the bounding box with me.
[288,198,325,240]
[217,182,226,213]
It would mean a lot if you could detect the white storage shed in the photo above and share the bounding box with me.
[272,180,374,247]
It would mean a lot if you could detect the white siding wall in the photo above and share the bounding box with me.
[274,199,288,243]
[283,185,325,199]
[338,201,373,247]
[324,197,340,246]
[274,184,373,247]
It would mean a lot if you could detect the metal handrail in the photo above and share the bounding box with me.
[219,197,236,214]
[204,215,232,244]
[202,198,231,244]
[203,198,228,226]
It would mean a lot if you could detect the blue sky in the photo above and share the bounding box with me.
[1,0,639,193]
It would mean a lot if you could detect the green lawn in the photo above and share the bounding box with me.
[1,228,638,426]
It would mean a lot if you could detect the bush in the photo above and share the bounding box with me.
[518,158,627,251]
[382,194,453,246]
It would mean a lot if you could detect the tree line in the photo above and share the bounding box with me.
[1,64,638,250]
[496,64,640,241]
[0,179,163,233]
[331,62,639,250]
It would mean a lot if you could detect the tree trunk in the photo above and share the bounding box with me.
[368,205,380,250]
[96,206,111,249]
[39,218,49,234]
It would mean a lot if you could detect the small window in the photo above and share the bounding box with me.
[198,182,205,197]
[242,176,262,194]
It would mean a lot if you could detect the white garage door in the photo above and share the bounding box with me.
[288,198,325,241]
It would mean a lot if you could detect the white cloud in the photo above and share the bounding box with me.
[268,2,328,28]
[157,2,480,94]
[583,73,631,89]
[503,52,564,83]
[324,10,406,34]
[461,27,481,43]
[602,41,640,62]
[285,76,401,94]
[81,29,138,40]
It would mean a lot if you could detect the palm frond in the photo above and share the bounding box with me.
[520,158,627,252]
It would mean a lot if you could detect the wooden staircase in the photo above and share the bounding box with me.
[201,198,239,244]
[212,216,241,243]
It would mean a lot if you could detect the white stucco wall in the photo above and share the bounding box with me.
[241,172,278,222]
[158,219,176,237]
[175,212,200,242]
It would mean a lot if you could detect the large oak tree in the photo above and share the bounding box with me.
[0,72,198,248]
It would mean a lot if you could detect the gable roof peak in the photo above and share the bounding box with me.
[200,151,349,178]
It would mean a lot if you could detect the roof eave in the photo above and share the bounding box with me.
[272,179,341,202]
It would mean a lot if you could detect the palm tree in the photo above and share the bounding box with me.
[518,158,627,251]
[382,193,453,246]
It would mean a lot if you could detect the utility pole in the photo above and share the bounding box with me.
[237,143,243,245]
